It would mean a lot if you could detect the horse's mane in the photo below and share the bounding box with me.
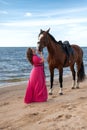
[48,33,58,44]
[40,31,62,46]
[48,32,63,47]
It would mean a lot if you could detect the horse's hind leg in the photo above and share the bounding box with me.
[76,62,81,89]
[76,61,85,88]
[59,68,63,95]
[70,64,76,89]
[49,69,54,95]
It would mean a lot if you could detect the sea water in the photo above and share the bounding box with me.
[0,47,87,87]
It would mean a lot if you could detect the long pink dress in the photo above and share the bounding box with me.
[24,55,48,104]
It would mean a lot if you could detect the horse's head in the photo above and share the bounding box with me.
[37,28,50,52]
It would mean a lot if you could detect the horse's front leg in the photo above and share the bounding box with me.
[59,68,63,95]
[49,69,54,95]
[70,64,76,89]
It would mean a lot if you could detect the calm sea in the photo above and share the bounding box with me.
[0,47,87,87]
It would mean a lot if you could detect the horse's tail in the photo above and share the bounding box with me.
[78,61,85,82]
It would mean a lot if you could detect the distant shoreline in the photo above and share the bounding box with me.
[0,71,86,89]
[0,80,27,89]
[0,73,72,89]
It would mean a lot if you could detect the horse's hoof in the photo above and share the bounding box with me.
[76,87,79,89]
[49,89,53,95]
[59,92,63,95]
[72,87,75,89]
[49,92,53,95]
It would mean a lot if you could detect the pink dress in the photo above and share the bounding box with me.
[24,55,48,104]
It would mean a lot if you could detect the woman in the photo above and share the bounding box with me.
[24,48,48,104]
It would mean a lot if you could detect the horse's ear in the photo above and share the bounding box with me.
[40,29,43,33]
[47,28,50,33]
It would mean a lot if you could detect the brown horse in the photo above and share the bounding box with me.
[37,28,85,95]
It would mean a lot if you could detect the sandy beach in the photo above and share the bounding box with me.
[0,75,87,130]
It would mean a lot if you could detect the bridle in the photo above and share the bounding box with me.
[38,32,49,46]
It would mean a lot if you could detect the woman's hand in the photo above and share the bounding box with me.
[37,51,45,63]
[38,51,43,57]
[39,52,44,63]
[38,51,42,55]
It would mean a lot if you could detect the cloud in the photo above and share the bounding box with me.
[0,22,87,47]
[1,17,87,27]
[33,7,87,17]
[0,6,87,47]
[24,12,32,17]
[0,10,8,15]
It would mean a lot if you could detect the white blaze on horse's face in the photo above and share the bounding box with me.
[37,34,44,51]
[37,43,39,50]
[38,34,44,42]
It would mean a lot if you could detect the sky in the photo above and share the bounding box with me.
[0,0,87,47]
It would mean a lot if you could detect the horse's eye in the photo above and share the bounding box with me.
[37,42,40,44]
